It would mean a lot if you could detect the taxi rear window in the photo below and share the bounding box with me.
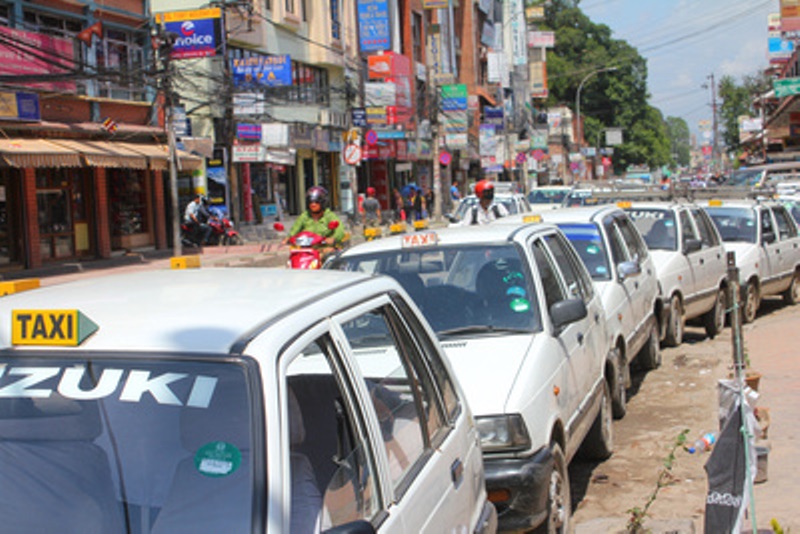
[0,355,260,533]
[557,223,612,281]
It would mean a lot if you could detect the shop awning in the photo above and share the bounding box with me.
[0,139,83,168]
[49,139,149,169]
[115,142,203,171]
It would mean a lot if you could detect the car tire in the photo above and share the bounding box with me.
[580,381,614,460]
[638,322,662,371]
[663,295,683,347]
[534,442,571,534]
[609,348,627,419]
[703,287,727,339]
[782,270,800,305]
[742,282,759,324]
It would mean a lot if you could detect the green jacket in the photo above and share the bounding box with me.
[289,209,346,245]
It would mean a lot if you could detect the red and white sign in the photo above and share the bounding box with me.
[439,151,452,166]
[344,143,362,165]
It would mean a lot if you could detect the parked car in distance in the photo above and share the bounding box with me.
[0,269,496,534]
[448,183,531,224]
[328,224,618,533]
[527,186,572,209]
[622,201,728,346]
[703,199,800,323]
[505,205,661,418]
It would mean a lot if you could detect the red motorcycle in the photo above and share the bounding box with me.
[274,220,340,270]
[208,212,242,246]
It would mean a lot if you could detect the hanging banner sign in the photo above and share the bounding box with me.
[358,0,390,52]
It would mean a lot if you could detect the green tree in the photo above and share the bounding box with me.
[717,73,772,155]
[542,0,674,174]
[665,116,691,168]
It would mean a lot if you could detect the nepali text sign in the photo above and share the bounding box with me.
[358,0,390,52]
[0,27,75,92]
[774,76,800,97]
[232,55,292,87]
[156,8,221,60]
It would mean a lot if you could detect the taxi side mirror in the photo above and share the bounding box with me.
[550,298,588,331]
[683,238,702,254]
[762,231,776,245]
[617,260,641,281]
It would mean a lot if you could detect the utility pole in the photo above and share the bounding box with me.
[708,73,720,174]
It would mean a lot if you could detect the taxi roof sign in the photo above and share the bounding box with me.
[616,201,632,209]
[523,214,543,224]
[402,232,438,248]
[708,199,723,207]
[12,309,99,346]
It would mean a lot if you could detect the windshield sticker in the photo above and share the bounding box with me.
[595,266,608,274]
[586,245,600,255]
[0,365,218,408]
[664,220,675,227]
[502,271,524,284]
[195,441,241,477]
[506,286,527,297]
[509,298,531,313]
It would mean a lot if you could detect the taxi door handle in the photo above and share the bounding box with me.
[451,458,464,489]
[594,312,600,323]
[577,332,584,345]
[699,258,704,265]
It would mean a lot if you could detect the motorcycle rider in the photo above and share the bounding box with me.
[459,179,509,225]
[183,193,212,245]
[282,186,346,256]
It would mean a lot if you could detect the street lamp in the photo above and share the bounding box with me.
[575,66,618,151]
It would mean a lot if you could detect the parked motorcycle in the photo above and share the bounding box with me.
[208,211,242,246]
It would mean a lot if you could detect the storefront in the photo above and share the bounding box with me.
[0,138,202,270]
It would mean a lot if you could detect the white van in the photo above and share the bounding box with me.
[0,269,496,534]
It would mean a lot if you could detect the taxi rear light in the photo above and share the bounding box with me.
[487,488,512,504]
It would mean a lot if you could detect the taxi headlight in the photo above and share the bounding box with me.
[475,414,530,452]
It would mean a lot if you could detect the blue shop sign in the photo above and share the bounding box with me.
[358,0,390,52]
[232,55,293,87]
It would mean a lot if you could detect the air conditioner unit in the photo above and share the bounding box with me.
[318,109,332,126]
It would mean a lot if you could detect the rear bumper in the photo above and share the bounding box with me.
[484,446,552,532]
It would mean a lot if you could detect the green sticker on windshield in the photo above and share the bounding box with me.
[509,298,531,313]
[195,441,241,478]
[586,245,600,255]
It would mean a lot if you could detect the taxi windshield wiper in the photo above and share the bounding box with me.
[437,325,530,338]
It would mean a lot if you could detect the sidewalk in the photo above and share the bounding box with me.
[10,214,448,287]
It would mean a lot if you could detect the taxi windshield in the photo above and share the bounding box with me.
[705,207,757,243]
[627,209,678,251]
[556,223,612,281]
[329,244,541,336]
[0,355,259,533]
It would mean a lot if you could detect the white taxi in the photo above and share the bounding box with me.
[0,269,495,534]
[503,206,661,419]
[328,224,619,533]
[703,199,800,323]
[623,201,728,346]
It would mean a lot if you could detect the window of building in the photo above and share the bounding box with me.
[412,12,423,64]
[330,0,341,41]
[107,169,148,237]
[96,28,146,101]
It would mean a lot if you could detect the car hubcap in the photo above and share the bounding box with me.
[746,287,757,319]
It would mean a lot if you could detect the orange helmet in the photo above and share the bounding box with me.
[474,180,495,200]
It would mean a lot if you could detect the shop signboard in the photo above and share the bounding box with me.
[0,92,40,121]
[232,142,265,162]
[351,107,367,127]
[155,8,221,60]
[232,54,292,87]
[774,76,800,97]
[358,0,390,52]
[0,27,75,92]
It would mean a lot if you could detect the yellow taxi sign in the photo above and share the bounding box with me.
[171,255,201,269]
[708,199,723,207]
[12,309,99,346]
[402,232,438,248]
[616,201,632,209]
[0,278,40,297]
[390,222,407,234]
[412,219,429,230]
[523,214,543,224]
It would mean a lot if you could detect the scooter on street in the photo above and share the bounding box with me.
[274,220,341,269]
